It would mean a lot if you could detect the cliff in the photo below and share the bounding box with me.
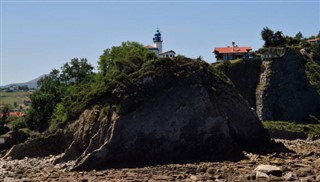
[220,60,261,109]
[219,49,320,122]
[4,58,277,170]
[256,49,320,122]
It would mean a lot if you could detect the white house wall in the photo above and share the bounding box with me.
[160,52,175,58]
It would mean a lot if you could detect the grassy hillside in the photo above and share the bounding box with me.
[0,91,32,110]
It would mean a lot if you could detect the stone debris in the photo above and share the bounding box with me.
[254,164,282,177]
[283,171,298,181]
[0,138,319,181]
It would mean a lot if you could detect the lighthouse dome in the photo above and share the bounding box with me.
[154,29,161,36]
[153,29,162,42]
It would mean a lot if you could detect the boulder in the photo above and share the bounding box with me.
[254,164,282,177]
[283,171,298,181]
[53,60,278,170]
[3,130,72,159]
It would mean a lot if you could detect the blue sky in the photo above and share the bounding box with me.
[1,0,319,86]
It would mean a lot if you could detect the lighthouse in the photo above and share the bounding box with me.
[153,29,163,53]
[146,29,175,58]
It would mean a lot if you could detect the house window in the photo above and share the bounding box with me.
[223,55,228,60]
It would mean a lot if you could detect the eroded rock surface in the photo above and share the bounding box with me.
[256,49,320,122]
[51,61,274,170]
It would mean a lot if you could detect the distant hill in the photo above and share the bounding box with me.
[1,75,45,89]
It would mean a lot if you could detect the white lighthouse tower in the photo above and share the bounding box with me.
[153,29,163,54]
[146,29,175,58]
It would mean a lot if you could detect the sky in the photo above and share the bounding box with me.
[0,0,319,86]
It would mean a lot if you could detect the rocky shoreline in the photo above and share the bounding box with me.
[1,139,320,182]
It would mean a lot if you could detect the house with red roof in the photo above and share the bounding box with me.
[0,111,25,118]
[306,38,320,44]
[146,29,176,59]
[213,42,252,61]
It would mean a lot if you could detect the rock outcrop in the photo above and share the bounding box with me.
[50,59,275,170]
[256,49,320,122]
[4,59,282,170]
[3,130,72,159]
[219,49,320,123]
[221,60,261,109]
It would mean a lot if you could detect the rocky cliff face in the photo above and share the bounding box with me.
[4,59,279,170]
[51,60,274,170]
[256,49,320,122]
[220,49,320,122]
[221,60,261,109]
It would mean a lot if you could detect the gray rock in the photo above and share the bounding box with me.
[256,49,320,122]
[314,158,320,167]
[296,166,314,177]
[190,175,198,181]
[254,164,282,177]
[256,171,269,178]
[283,171,298,181]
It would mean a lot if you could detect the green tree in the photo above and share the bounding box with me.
[13,102,18,109]
[0,104,11,125]
[311,44,320,60]
[60,58,94,84]
[273,31,286,47]
[305,61,320,93]
[98,41,151,75]
[261,27,274,47]
[295,32,303,40]
[26,58,94,131]
[26,69,63,131]
[0,104,12,134]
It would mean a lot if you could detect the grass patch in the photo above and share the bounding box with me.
[263,121,320,138]
[230,59,243,64]
[0,91,32,109]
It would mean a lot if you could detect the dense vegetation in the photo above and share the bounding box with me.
[305,61,320,94]
[23,42,159,132]
[263,121,320,138]
[261,27,320,60]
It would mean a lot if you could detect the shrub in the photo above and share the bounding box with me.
[50,103,67,130]
[305,61,320,93]
[10,119,27,131]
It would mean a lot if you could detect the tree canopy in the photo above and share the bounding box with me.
[98,41,154,75]
[60,58,94,84]
[261,27,286,47]
[25,42,158,132]
[26,58,94,131]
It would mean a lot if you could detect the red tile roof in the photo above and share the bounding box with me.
[214,46,252,54]
[0,112,25,118]
[159,50,175,55]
